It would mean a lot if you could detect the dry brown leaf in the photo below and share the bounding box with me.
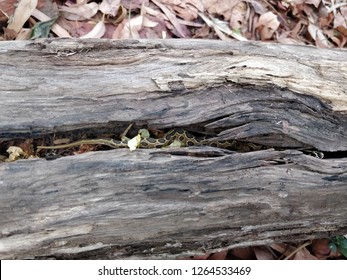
[292,246,318,260]
[59,2,99,20]
[253,246,277,260]
[113,15,144,39]
[229,1,248,30]
[192,24,210,38]
[203,0,240,20]
[141,5,169,38]
[18,139,34,156]
[207,250,228,260]
[99,0,121,17]
[308,22,330,47]
[143,5,161,17]
[229,247,255,260]
[310,238,333,259]
[324,0,347,15]
[2,27,17,40]
[334,6,347,28]
[250,0,267,14]
[256,11,280,40]
[324,29,344,47]
[159,0,203,21]
[305,0,321,8]
[270,243,294,256]
[54,16,93,37]
[121,0,146,10]
[151,0,188,37]
[7,0,37,33]
[0,0,17,16]
[199,12,247,41]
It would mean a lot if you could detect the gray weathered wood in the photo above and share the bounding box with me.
[0,39,347,259]
[1,38,347,150]
[1,148,346,259]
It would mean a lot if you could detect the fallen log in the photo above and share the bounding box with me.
[0,38,346,259]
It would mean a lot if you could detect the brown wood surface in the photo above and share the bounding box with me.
[0,39,347,259]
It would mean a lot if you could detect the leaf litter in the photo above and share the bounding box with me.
[0,0,345,46]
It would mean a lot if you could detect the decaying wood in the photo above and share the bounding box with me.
[0,39,347,259]
[1,147,346,259]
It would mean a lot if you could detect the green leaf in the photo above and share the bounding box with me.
[329,242,337,253]
[339,246,347,258]
[336,236,347,249]
[138,129,150,139]
[30,16,58,39]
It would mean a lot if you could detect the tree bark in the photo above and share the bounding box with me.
[0,38,346,259]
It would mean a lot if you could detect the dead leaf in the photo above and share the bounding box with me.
[305,0,321,8]
[253,246,277,260]
[311,238,331,259]
[6,146,26,161]
[193,24,211,38]
[99,0,121,17]
[334,6,347,28]
[59,2,99,20]
[19,139,34,156]
[113,15,144,39]
[159,0,203,21]
[127,134,141,151]
[291,246,317,259]
[256,11,280,40]
[80,20,106,38]
[228,247,255,260]
[270,243,294,257]
[7,0,38,33]
[0,0,17,16]
[229,1,248,30]
[308,22,330,47]
[199,12,247,41]
[203,0,241,20]
[207,250,228,260]
[151,0,188,38]
[3,27,17,40]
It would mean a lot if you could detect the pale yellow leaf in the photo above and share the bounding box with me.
[80,21,106,38]
[7,0,38,33]
[127,134,141,151]
[6,146,24,161]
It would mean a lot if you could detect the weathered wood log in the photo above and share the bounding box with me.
[0,39,347,259]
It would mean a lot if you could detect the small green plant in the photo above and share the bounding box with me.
[329,236,347,258]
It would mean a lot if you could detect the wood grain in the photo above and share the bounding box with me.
[0,39,347,259]
[1,147,346,259]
